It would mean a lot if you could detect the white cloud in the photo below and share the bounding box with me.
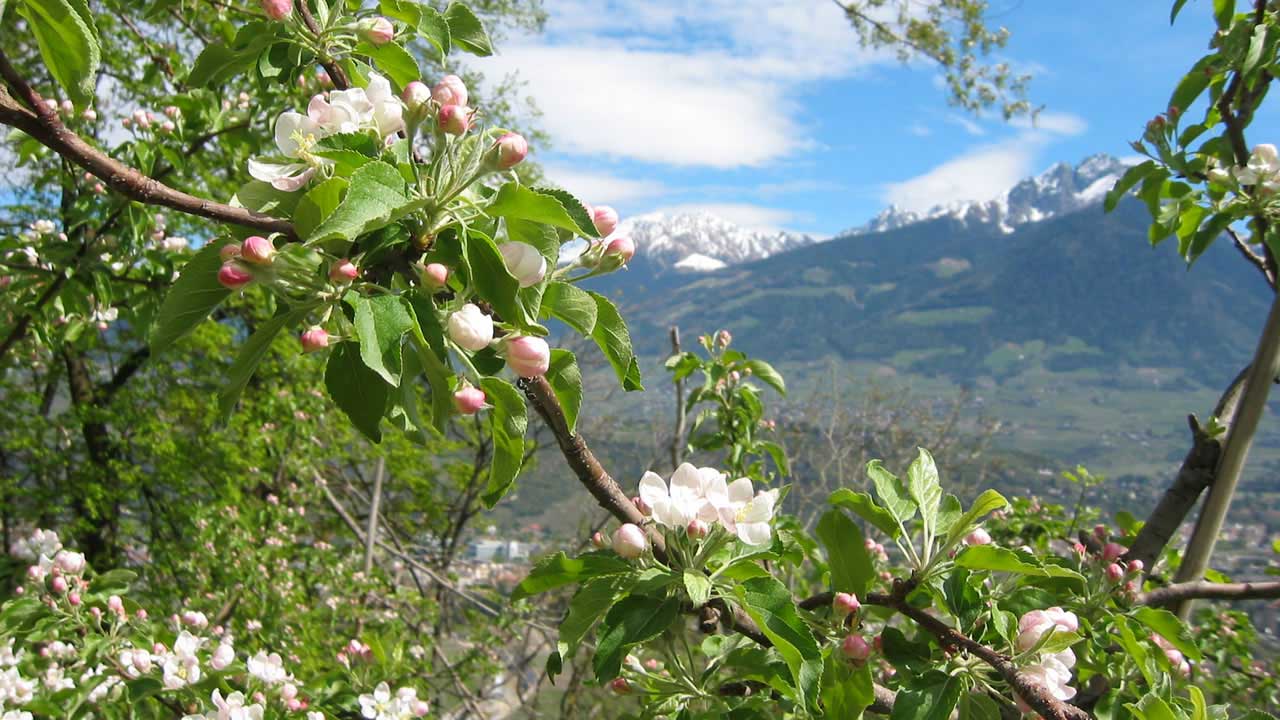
[541,165,667,205]
[1012,111,1088,136]
[908,124,932,137]
[647,202,805,232]
[946,114,986,137]
[881,138,1043,213]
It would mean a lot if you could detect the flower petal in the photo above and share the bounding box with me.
[737,520,772,546]
[638,472,669,509]
[726,477,754,506]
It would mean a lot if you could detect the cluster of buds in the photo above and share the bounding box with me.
[444,302,552,378]
[121,106,181,135]
[217,236,276,290]
[41,97,96,122]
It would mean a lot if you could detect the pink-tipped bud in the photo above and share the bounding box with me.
[329,259,359,284]
[132,109,151,129]
[422,262,449,289]
[217,262,253,290]
[605,236,635,264]
[493,133,528,170]
[504,336,551,377]
[1093,524,1109,541]
[219,244,241,261]
[1106,563,1124,582]
[591,531,607,549]
[54,550,86,575]
[1072,542,1087,557]
[612,523,648,559]
[68,591,81,606]
[453,386,486,415]
[164,106,181,118]
[261,0,293,20]
[841,634,872,662]
[239,235,275,265]
[1102,542,1126,562]
[1123,580,1138,597]
[686,519,709,539]
[1127,559,1145,575]
[300,326,329,353]
[609,677,631,695]
[51,576,68,594]
[632,495,652,517]
[359,16,395,45]
[59,99,74,115]
[717,330,732,348]
[107,595,125,615]
[833,592,861,618]
[81,108,97,122]
[964,528,992,546]
[438,105,472,135]
[592,205,619,237]
[431,75,468,107]
[136,608,148,620]
[159,121,176,134]
[90,606,102,620]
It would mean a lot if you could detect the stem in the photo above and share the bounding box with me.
[1173,287,1280,618]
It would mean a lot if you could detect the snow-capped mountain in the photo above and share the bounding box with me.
[849,154,1132,236]
[617,212,816,272]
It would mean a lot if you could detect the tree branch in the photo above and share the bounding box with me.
[296,1,351,90]
[1137,579,1280,607]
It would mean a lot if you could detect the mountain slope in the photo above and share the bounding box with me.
[616,211,816,271]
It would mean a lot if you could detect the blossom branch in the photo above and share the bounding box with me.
[1136,579,1280,607]
[0,49,295,239]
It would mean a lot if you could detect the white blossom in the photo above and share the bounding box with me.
[638,464,723,530]
[708,478,779,546]
[246,651,289,685]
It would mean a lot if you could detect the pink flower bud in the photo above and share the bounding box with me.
[964,528,992,546]
[159,121,175,134]
[422,262,449,289]
[592,205,619,237]
[591,531,607,549]
[717,330,732,347]
[1072,542,1087,557]
[281,683,298,700]
[90,606,102,620]
[413,700,429,717]
[300,327,329,353]
[1093,524,1109,541]
[329,258,358,284]
[438,104,472,135]
[136,608,148,620]
[448,304,493,351]
[261,0,293,20]
[68,591,81,606]
[832,592,861,618]
[1102,542,1126,562]
[239,235,275,265]
[1106,563,1124,582]
[499,241,547,287]
[132,109,151,129]
[643,658,661,671]
[493,132,528,170]
[108,595,125,615]
[217,262,253,290]
[219,244,241,262]
[54,550,86,575]
[432,75,468,107]
[504,336,551,377]
[609,677,631,695]
[164,106,181,118]
[686,519,709,539]
[604,235,635,264]
[841,634,871,662]
[453,386,486,415]
[1127,559,1145,575]
[51,576,68,593]
[92,183,105,194]
[612,523,647,559]
[360,16,395,45]
[81,108,97,122]
[403,81,432,109]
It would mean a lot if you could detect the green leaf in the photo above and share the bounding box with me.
[939,489,1009,554]
[1107,161,1157,212]
[379,0,450,58]
[587,291,643,391]
[743,358,786,395]
[544,349,583,433]
[1169,56,1216,115]
[1245,23,1270,75]
[218,306,312,419]
[734,576,823,712]
[1169,0,1189,24]
[1214,0,1235,29]
[355,40,420,87]
[351,294,415,386]
[1130,694,1178,720]
[816,509,874,597]
[548,576,631,679]
[18,0,100,106]
[958,693,1002,720]
[88,569,136,596]
[307,161,424,247]
[511,551,632,601]
[150,239,233,355]
[542,281,598,335]
[594,596,680,681]
[906,448,942,539]
[480,377,527,507]
[1188,211,1235,262]
[404,296,453,431]
[683,570,713,607]
[954,546,1084,582]
[1130,606,1202,661]
[444,2,493,56]
[821,656,875,719]
[891,672,964,720]
[294,177,349,240]
[532,187,598,237]
[829,489,901,539]
[463,230,527,327]
[867,460,916,529]
[325,342,391,442]
[486,183,599,237]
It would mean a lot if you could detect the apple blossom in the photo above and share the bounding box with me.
[833,592,861,618]
[612,523,647,559]
[638,464,723,530]
[498,241,547,287]
[453,385,486,415]
[181,610,209,628]
[963,528,992,546]
[300,327,329,353]
[632,495,652,516]
[592,205,619,237]
[504,335,551,377]
[438,104,472,135]
[447,304,493,351]
[107,595,124,615]
[261,0,292,20]
[710,477,780,546]
[431,75,468,107]
[53,550,85,574]
[246,651,288,685]
[1016,652,1077,710]
[364,73,405,136]
[1016,607,1079,652]
[1234,143,1280,191]
[1105,563,1124,582]
[1102,542,1125,562]
[841,634,872,662]
[1127,559,1145,574]
[421,262,449,289]
[359,16,395,45]
[210,643,234,671]
[329,258,359,284]
[50,576,67,594]
[492,132,528,170]
[239,236,275,265]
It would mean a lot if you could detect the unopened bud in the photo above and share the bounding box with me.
[217,262,253,290]
[592,205,619,237]
[964,528,992,546]
[421,262,449,289]
[300,326,330,353]
[604,236,635,264]
[1094,524,1109,541]
[1127,559,1145,575]
[498,241,547,288]
[438,104,471,135]
[686,519,709,539]
[632,495,652,517]
[68,591,81,606]
[1106,563,1124,582]
[1102,542,1126,562]
[220,244,242,261]
[504,335,551,377]
[359,17,396,45]
[431,75,468,107]
[609,677,631,695]
[329,258,359,284]
[841,634,871,662]
[261,0,293,20]
[832,592,861,618]
[612,523,648,559]
[108,595,125,615]
[239,235,275,265]
[492,132,528,170]
[51,576,68,594]
[403,81,432,110]
[453,386,486,415]
[591,531,607,549]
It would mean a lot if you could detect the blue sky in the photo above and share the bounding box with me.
[474,1,1280,236]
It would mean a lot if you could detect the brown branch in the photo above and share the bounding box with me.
[1137,579,1280,607]
[296,1,351,90]
[669,326,687,471]
[1226,227,1275,288]
[0,50,294,239]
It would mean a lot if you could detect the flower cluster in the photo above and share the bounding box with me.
[636,463,780,546]
[1014,607,1079,709]
[357,681,429,719]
